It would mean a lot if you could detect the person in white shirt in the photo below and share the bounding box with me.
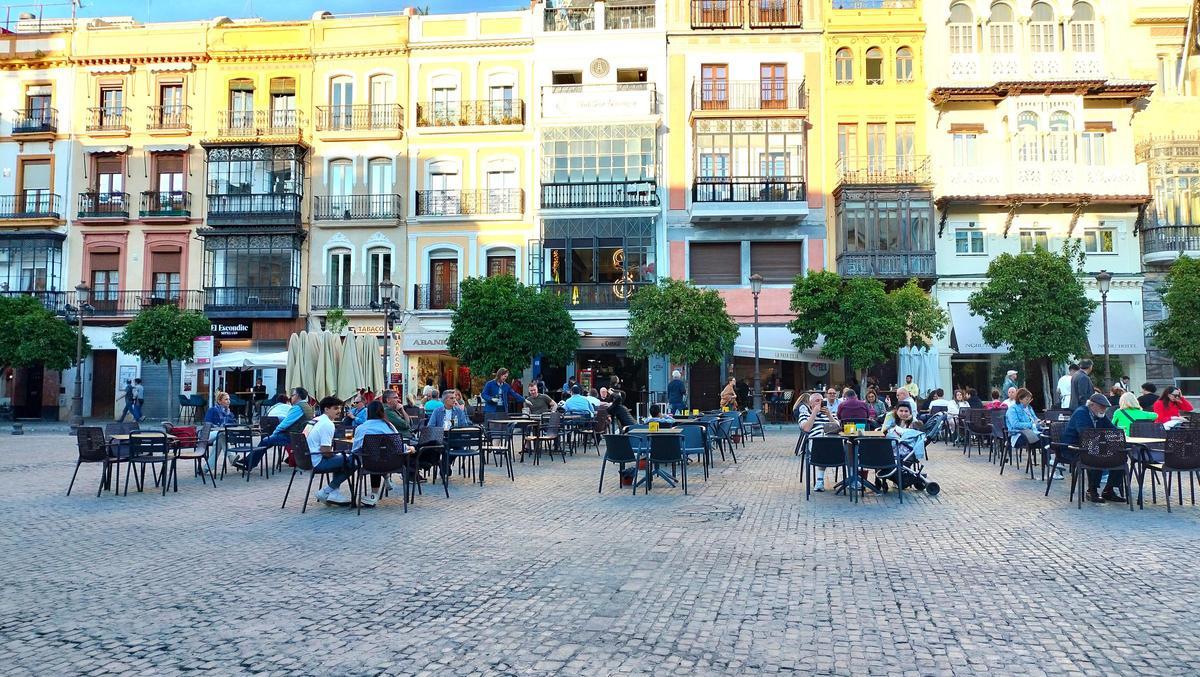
[266,394,292,418]
[1057,364,1078,409]
[927,389,958,416]
[1002,386,1018,408]
[308,396,352,505]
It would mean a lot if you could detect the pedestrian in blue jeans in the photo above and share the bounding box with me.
[236,387,314,471]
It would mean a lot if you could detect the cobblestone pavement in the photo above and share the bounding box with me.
[1,428,1197,676]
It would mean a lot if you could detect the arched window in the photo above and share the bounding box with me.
[328,247,352,306]
[895,47,913,82]
[367,158,395,216]
[1030,2,1056,53]
[329,75,353,129]
[865,47,884,84]
[486,247,517,279]
[835,48,853,84]
[988,3,1015,54]
[1047,111,1073,163]
[1070,2,1096,54]
[367,246,392,295]
[948,3,976,54]
[1016,111,1041,163]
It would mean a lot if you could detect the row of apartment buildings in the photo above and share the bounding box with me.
[1,0,1197,419]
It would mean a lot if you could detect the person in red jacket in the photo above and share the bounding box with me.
[1152,386,1194,424]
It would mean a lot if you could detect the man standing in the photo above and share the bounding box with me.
[1070,359,1095,409]
[1001,370,1019,396]
[240,387,313,471]
[1060,393,1125,504]
[481,368,526,414]
[1057,364,1078,409]
[131,378,145,423]
[901,375,919,398]
[309,396,352,505]
[667,370,686,414]
[523,383,558,416]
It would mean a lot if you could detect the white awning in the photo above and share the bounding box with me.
[147,62,195,72]
[733,326,827,363]
[83,145,129,155]
[87,64,132,74]
[145,143,190,153]
[1087,301,1146,355]
[211,351,288,370]
[948,303,1009,354]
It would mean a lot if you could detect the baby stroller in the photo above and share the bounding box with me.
[874,426,941,496]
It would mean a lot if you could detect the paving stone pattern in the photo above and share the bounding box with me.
[0,429,1197,676]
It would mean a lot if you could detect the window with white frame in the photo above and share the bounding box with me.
[988,3,1015,53]
[1081,130,1106,166]
[1029,2,1057,53]
[835,48,853,84]
[954,224,985,255]
[1070,2,1096,53]
[430,75,459,125]
[486,159,519,213]
[328,248,352,306]
[865,47,883,85]
[424,160,461,215]
[329,159,354,213]
[367,247,392,302]
[948,3,975,54]
[330,75,354,129]
[1016,111,1041,163]
[1046,111,1073,163]
[895,47,913,82]
[952,132,978,166]
[1019,229,1049,253]
[1082,225,1116,254]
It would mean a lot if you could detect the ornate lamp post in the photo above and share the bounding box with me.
[1095,270,1112,388]
[372,278,408,391]
[749,273,763,413]
[69,281,90,434]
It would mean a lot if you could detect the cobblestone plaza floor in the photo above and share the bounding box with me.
[1,428,1197,676]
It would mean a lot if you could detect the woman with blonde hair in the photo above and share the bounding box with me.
[1113,391,1157,436]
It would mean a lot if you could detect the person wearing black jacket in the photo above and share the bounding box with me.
[606,376,636,428]
[1137,382,1158,411]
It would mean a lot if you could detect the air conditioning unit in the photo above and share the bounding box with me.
[247,295,261,305]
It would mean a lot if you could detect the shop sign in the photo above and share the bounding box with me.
[402,333,450,352]
[211,321,252,339]
[193,336,214,365]
[580,335,627,350]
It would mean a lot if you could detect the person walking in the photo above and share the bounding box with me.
[1001,370,1019,397]
[720,377,738,410]
[1070,359,1095,409]
[117,380,136,422]
[667,370,686,415]
[130,378,145,423]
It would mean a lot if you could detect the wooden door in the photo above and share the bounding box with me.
[92,350,117,419]
[429,259,458,310]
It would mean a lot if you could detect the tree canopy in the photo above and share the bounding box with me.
[1152,255,1200,368]
[0,295,88,372]
[627,278,739,365]
[788,271,946,373]
[447,275,579,377]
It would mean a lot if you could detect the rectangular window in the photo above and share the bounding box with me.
[488,254,517,278]
[895,123,915,162]
[1019,230,1049,253]
[701,64,728,110]
[150,249,182,297]
[25,84,52,115]
[689,242,741,285]
[94,155,124,195]
[837,123,857,160]
[551,71,583,85]
[616,68,648,83]
[750,241,803,284]
[1083,227,1116,254]
[1081,132,1105,166]
[990,23,1014,53]
[1030,23,1055,53]
[954,227,985,254]
[949,25,975,54]
[759,63,786,110]
[152,272,181,297]
[952,133,978,167]
[1071,22,1095,53]
[867,123,886,171]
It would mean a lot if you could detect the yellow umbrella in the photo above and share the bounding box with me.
[336,332,364,399]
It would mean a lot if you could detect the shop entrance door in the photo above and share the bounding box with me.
[578,350,648,414]
[687,362,721,412]
[92,350,117,419]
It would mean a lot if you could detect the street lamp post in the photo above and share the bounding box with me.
[1095,270,1113,388]
[377,278,396,387]
[749,273,763,413]
[69,281,90,435]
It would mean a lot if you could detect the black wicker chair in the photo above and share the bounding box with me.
[1145,429,1200,512]
[69,426,123,497]
[1075,428,1131,510]
[356,433,410,514]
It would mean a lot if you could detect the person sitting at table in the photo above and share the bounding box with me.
[835,389,871,423]
[585,388,603,409]
[351,401,398,507]
[796,392,840,492]
[646,403,674,425]
[428,390,471,431]
[238,387,314,472]
[307,396,352,505]
[1001,386,1018,408]
[1112,391,1157,436]
[523,382,558,416]
[203,391,240,468]
[883,401,922,433]
[423,388,446,414]
[926,389,957,416]
[1137,383,1158,411]
[951,389,969,413]
[1153,386,1194,428]
[966,387,984,409]
[1004,388,1043,452]
[345,393,366,424]
[265,394,292,418]
[562,385,596,416]
[1061,393,1125,503]
[379,390,411,435]
[865,389,887,422]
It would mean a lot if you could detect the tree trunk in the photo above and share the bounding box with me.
[1040,358,1054,412]
[166,359,175,423]
[857,368,868,399]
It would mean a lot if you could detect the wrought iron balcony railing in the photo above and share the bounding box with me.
[690,0,744,28]
[85,107,131,132]
[415,189,525,217]
[0,290,68,312]
[215,109,302,138]
[542,281,651,309]
[605,5,656,29]
[748,0,802,27]
[82,290,205,317]
[837,252,936,278]
[140,191,191,217]
[413,283,460,311]
[315,104,404,132]
[837,155,931,185]
[12,108,57,134]
[692,79,808,111]
[310,284,386,311]
[544,6,595,31]
[146,105,191,131]
[206,193,302,225]
[541,181,658,209]
[314,194,403,221]
[204,286,300,318]
[415,100,526,127]
[0,192,61,219]
[692,176,806,202]
[1142,225,1200,255]
[77,192,130,218]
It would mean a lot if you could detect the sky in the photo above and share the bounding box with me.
[66,0,517,24]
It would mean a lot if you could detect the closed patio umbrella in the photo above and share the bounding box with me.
[362,334,385,394]
[286,331,306,391]
[307,330,326,399]
[322,331,341,400]
[336,332,364,400]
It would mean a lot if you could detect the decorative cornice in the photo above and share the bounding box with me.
[313,47,409,60]
[409,38,533,51]
[72,54,209,66]
[209,51,312,63]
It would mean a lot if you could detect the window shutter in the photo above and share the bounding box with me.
[150,250,181,275]
[90,252,120,272]
[689,243,741,285]
[749,242,803,284]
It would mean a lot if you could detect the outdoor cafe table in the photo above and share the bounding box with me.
[629,428,683,488]
[1125,436,1167,509]
[835,431,888,500]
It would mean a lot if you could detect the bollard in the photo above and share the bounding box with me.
[11,423,23,435]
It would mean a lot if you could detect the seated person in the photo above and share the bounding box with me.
[1060,394,1125,503]
[239,388,314,471]
[795,392,839,492]
[351,401,398,507]
[203,391,240,467]
[1153,386,1194,428]
[585,388,603,408]
[424,391,446,414]
[884,401,927,460]
[1112,391,1157,436]
[523,383,558,416]
[379,390,411,435]
[1004,388,1042,451]
[926,389,957,415]
[428,390,471,430]
[265,394,292,418]
[308,397,352,505]
[561,385,596,416]
[645,404,674,425]
[834,389,871,422]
